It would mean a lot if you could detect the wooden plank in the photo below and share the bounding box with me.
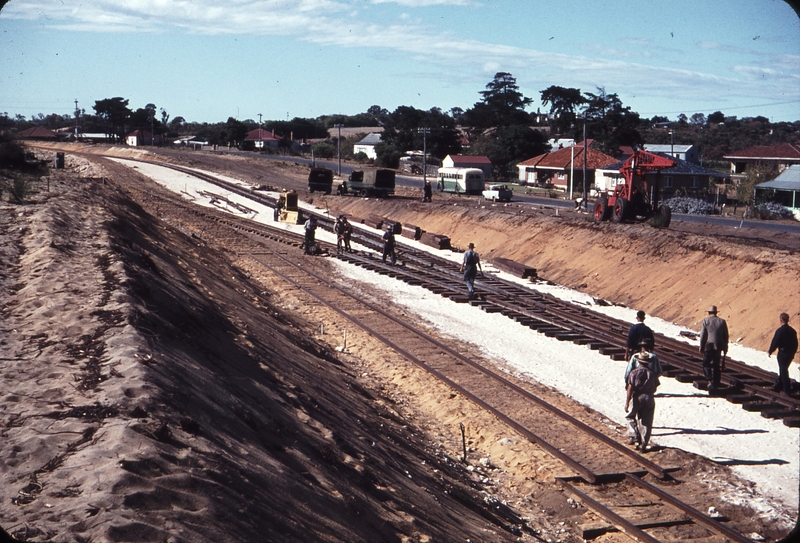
[492,257,537,279]
[401,222,422,240]
[419,232,451,250]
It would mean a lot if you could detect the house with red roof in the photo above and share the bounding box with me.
[516,142,616,194]
[724,143,800,175]
[245,128,281,150]
[442,154,493,179]
[18,127,59,140]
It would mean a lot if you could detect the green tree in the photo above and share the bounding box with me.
[707,111,725,125]
[463,72,532,129]
[540,85,585,136]
[472,125,549,180]
[379,106,461,161]
[93,97,132,141]
[583,87,642,156]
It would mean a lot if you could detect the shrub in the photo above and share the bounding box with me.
[751,202,794,220]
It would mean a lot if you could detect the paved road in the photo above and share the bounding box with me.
[219,151,800,235]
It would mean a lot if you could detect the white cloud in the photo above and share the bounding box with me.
[370,0,478,6]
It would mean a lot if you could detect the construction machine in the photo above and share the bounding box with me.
[593,150,677,227]
[276,190,303,224]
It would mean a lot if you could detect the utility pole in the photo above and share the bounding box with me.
[582,111,587,209]
[418,127,430,188]
[258,113,263,151]
[669,130,674,158]
[74,99,79,139]
[334,124,344,176]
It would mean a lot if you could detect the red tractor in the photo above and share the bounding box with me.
[593,150,677,227]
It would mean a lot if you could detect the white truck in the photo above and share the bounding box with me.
[482,184,513,202]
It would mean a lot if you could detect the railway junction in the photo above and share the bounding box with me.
[1,144,797,542]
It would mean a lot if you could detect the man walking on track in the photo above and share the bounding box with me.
[768,312,798,394]
[459,242,482,299]
[625,352,658,452]
[699,305,729,393]
[382,225,396,265]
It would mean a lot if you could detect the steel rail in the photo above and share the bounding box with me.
[118,155,798,417]
[624,474,754,543]
[557,479,662,543]
[249,252,600,483]
[250,251,668,481]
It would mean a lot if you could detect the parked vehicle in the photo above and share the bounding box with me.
[593,150,676,227]
[308,167,333,194]
[340,169,396,198]
[482,184,513,202]
[436,167,485,195]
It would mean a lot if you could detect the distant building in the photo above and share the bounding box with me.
[442,155,493,180]
[755,164,800,213]
[18,127,59,140]
[353,133,383,160]
[126,129,163,147]
[245,129,281,150]
[643,144,699,164]
[724,143,800,175]
[517,142,617,193]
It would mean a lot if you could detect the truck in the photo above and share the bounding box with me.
[482,184,513,202]
[307,167,333,194]
[593,150,677,227]
[340,168,396,198]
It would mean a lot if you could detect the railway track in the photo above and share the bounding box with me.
[94,158,768,542]
[114,155,800,427]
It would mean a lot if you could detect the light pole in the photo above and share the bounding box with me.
[418,127,430,188]
[334,124,344,175]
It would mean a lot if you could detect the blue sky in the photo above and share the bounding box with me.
[1,0,799,124]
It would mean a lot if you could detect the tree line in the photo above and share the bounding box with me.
[2,72,798,179]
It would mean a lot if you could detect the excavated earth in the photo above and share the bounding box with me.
[1,144,797,543]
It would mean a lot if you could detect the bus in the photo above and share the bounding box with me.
[436,167,485,195]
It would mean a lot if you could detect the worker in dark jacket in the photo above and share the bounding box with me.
[625,352,658,452]
[699,305,729,393]
[422,180,433,202]
[625,310,655,361]
[768,312,798,394]
[382,225,396,265]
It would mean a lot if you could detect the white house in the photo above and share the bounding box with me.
[442,155,493,180]
[353,133,383,160]
[126,129,163,147]
[643,144,699,164]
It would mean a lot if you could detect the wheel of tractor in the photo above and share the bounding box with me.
[593,197,609,222]
[613,197,628,223]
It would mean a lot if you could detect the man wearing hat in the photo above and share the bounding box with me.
[382,224,396,265]
[459,242,483,299]
[625,351,658,452]
[699,305,729,393]
[625,310,655,361]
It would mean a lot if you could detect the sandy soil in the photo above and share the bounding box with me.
[3,144,796,542]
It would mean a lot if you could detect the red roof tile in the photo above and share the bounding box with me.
[724,143,800,160]
[19,127,58,139]
[519,146,617,170]
[446,154,492,165]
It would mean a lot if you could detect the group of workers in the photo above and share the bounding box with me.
[624,308,797,453]
[303,215,798,457]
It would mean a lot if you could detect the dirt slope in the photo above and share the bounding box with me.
[0,172,523,542]
[323,195,800,351]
